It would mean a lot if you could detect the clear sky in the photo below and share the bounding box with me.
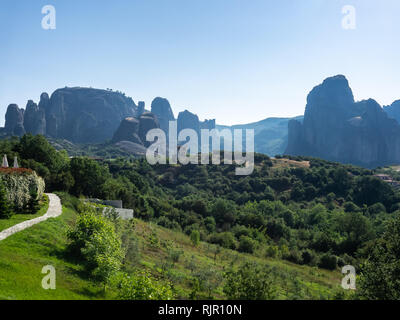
[1,0,399,126]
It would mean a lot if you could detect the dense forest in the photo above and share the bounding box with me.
[1,134,400,299]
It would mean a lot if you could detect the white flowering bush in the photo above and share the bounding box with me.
[0,168,45,211]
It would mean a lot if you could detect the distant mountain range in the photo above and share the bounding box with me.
[217,116,303,156]
[2,75,400,167]
[0,86,299,156]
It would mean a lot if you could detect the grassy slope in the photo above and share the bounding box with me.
[0,204,342,300]
[0,194,49,232]
[133,220,341,300]
[0,207,112,300]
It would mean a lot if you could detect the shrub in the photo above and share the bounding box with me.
[67,206,125,289]
[0,179,12,218]
[238,235,256,254]
[0,170,45,211]
[301,249,317,266]
[26,189,40,214]
[285,249,303,264]
[223,262,276,300]
[318,253,338,270]
[265,245,279,258]
[116,271,174,300]
[208,232,237,250]
[190,230,200,246]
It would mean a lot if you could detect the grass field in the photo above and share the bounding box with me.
[0,194,49,232]
[0,204,343,300]
[0,207,114,300]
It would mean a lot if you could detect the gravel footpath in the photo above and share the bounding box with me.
[0,193,62,241]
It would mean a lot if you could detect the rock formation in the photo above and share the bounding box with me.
[139,112,160,146]
[112,117,142,144]
[4,104,25,136]
[24,100,46,135]
[285,75,400,167]
[3,87,138,142]
[177,110,200,135]
[45,87,137,143]
[112,112,160,148]
[200,119,216,130]
[150,97,175,134]
[384,100,400,124]
[137,101,145,117]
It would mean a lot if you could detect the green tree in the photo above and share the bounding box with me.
[81,226,125,290]
[358,216,400,299]
[67,206,124,290]
[190,230,200,246]
[117,271,174,300]
[238,235,256,254]
[223,262,276,300]
[70,157,110,197]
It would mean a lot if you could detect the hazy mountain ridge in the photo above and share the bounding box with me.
[217,116,303,156]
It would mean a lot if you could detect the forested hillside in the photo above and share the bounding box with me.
[1,134,400,299]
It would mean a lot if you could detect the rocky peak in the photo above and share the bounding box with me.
[384,100,400,124]
[177,110,200,135]
[5,104,25,136]
[21,100,46,135]
[137,101,145,117]
[112,117,142,145]
[139,112,160,146]
[151,97,175,134]
[286,75,400,167]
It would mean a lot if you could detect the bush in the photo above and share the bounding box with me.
[285,249,303,264]
[116,271,174,300]
[265,245,279,258]
[208,232,237,250]
[190,230,200,246]
[318,253,338,270]
[301,249,317,266]
[67,205,124,289]
[0,169,45,211]
[238,235,256,254]
[0,179,12,218]
[223,262,276,300]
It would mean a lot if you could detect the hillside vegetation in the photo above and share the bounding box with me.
[1,134,400,299]
[0,201,341,300]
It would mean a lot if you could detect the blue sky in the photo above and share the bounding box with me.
[1,0,399,126]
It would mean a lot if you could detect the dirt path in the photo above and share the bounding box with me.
[0,193,62,241]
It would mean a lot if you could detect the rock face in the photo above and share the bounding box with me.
[137,101,145,117]
[139,112,159,146]
[285,75,400,167]
[177,110,200,135]
[384,100,400,124]
[3,88,138,142]
[112,117,142,144]
[1,87,217,151]
[200,119,216,130]
[24,100,46,135]
[112,112,160,148]
[151,97,175,134]
[44,88,137,143]
[5,104,25,136]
